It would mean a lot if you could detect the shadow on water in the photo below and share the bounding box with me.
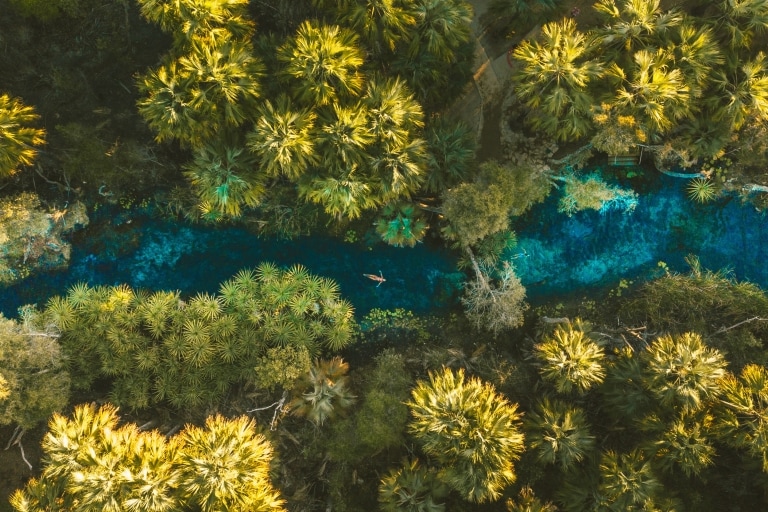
[510,172,768,300]
[0,211,464,319]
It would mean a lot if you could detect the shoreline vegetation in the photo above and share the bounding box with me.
[2,0,768,510]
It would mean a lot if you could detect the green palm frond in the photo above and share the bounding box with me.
[0,94,46,177]
[279,20,364,106]
[525,398,595,470]
[534,320,606,395]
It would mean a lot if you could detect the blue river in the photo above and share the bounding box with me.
[1,172,766,318]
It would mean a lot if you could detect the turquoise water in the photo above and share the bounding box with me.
[2,172,767,318]
[511,173,768,299]
[0,211,463,319]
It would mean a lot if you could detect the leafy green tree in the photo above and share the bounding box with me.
[0,193,89,285]
[408,367,525,503]
[379,458,448,512]
[423,118,475,194]
[252,345,312,392]
[289,357,355,426]
[534,319,606,395]
[0,314,69,430]
[375,201,429,247]
[0,93,45,178]
[511,18,604,141]
[407,0,473,63]
[183,140,265,218]
[640,332,726,413]
[279,21,364,107]
[525,397,595,470]
[246,95,318,181]
[10,403,285,512]
[461,261,528,335]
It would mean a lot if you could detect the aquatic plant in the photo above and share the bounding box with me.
[686,177,718,203]
[557,172,638,216]
[375,201,428,247]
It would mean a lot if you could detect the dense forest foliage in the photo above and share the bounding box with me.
[2,0,768,510]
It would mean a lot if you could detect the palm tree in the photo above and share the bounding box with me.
[593,0,683,57]
[423,117,475,194]
[317,102,374,173]
[176,34,263,128]
[279,21,364,107]
[408,367,525,503]
[367,138,427,201]
[136,60,205,147]
[640,412,716,477]
[364,76,424,148]
[246,95,318,181]
[289,357,355,426]
[597,449,661,510]
[666,22,723,99]
[641,332,726,413]
[525,397,596,470]
[612,48,692,137]
[136,0,254,48]
[299,172,377,220]
[407,0,473,63]
[511,18,604,141]
[506,486,558,512]
[375,201,428,247]
[486,0,562,37]
[713,364,768,471]
[177,415,285,511]
[711,52,768,131]
[378,458,448,512]
[0,94,45,178]
[183,140,265,218]
[342,0,417,54]
[534,319,606,395]
[713,0,768,49]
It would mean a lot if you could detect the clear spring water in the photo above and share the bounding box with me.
[1,172,767,319]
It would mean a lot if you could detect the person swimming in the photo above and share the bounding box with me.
[363,271,386,287]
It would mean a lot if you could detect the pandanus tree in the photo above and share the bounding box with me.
[511,18,604,142]
[596,449,662,510]
[408,367,525,503]
[279,21,364,107]
[0,94,45,178]
[640,412,716,477]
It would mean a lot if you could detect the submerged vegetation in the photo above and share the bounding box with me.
[2,0,768,511]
